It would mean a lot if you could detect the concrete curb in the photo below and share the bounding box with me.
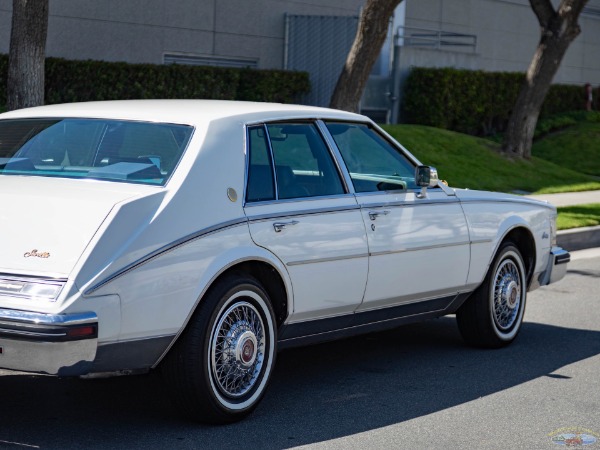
[557,225,600,252]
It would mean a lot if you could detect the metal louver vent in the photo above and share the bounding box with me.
[164,53,258,69]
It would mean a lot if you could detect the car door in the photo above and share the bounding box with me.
[322,121,471,311]
[244,122,369,323]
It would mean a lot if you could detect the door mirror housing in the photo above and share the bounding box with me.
[415,165,439,198]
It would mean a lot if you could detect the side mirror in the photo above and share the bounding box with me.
[415,165,439,198]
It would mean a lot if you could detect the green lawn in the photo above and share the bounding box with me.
[381,124,600,194]
[556,203,600,230]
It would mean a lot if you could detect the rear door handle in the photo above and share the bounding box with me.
[273,220,299,232]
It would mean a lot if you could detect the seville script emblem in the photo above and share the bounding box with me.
[24,249,50,259]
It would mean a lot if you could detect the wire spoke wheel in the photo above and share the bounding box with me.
[211,301,266,398]
[492,259,522,331]
[163,274,276,424]
[456,242,527,348]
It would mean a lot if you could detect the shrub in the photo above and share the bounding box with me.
[402,67,597,136]
[236,68,310,103]
[0,54,310,107]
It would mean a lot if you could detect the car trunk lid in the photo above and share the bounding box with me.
[0,176,152,277]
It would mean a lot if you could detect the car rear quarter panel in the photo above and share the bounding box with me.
[64,117,294,345]
[78,225,292,342]
[73,116,250,295]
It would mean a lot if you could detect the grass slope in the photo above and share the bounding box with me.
[532,121,600,177]
[381,124,600,194]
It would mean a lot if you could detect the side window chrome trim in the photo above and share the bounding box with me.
[354,189,445,198]
[358,198,460,209]
[244,124,277,206]
[263,124,280,200]
[315,120,354,195]
[243,125,251,207]
[246,204,362,223]
[370,122,423,167]
[244,192,356,208]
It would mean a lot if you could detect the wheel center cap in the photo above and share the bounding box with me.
[504,280,519,309]
[242,340,254,363]
[235,331,257,367]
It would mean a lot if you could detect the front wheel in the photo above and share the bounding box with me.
[163,273,277,424]
[457,242,527,348]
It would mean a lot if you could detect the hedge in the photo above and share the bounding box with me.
[0,54,310,106]
[402,67,599,136]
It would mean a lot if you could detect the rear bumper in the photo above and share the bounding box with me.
[538,246,571,287]
[0,308,98,376]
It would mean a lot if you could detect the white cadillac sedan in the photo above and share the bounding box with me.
[0,100,569,423]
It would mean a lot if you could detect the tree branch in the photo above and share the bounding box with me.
[529,0,556,27]
[559,0,589,22]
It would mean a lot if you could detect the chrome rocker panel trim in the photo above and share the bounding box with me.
[278,293,471,350]
[0,308,98,376]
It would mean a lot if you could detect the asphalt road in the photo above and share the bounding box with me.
[1,251,599,450]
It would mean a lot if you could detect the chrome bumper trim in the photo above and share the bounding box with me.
[549,246,570,284]
[0,309,98,376]
[538,246,570,287]
[0,308,96,326]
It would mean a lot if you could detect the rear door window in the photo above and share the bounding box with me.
[246,122,345,202]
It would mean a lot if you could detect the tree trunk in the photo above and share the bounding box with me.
[329,0,402,113]
[502,0,588,159]
[7,0,49,111]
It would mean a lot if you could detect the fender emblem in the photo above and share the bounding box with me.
[542,232,549,240]
[24,249,50,259]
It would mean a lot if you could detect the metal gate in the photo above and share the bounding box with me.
[284,14,358,108]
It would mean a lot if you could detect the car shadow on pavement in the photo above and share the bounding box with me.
[0,317,599,449]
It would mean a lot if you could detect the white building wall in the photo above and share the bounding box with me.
[403,0,600,85]
[0,0,364,69]
[0,0,596,88]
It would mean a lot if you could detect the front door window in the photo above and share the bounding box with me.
[324,122,417,192]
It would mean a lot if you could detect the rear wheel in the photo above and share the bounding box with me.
[163,273,276,424]
[457,242,527,348]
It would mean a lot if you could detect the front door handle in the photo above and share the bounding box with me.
[273,220,299,232]
[368,210,390,221]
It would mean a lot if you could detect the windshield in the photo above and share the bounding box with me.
[0,118,193,186]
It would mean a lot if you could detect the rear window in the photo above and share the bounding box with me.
[0,118,193,186]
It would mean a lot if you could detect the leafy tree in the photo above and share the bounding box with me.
[329,0,403,112]
[503,0,589,159]
[7,0,49,111]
